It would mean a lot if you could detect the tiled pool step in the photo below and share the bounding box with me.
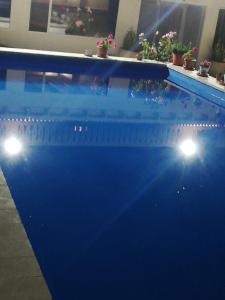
[0,169,51,300]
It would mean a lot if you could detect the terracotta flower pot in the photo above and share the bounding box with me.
[172,53,184,66]
[97,47,108,58]
[183,59,196,71]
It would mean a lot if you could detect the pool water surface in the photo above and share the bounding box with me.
[1,66,225,300]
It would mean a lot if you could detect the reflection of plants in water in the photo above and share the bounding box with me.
[129,79,168,104]
[90,77,109,96]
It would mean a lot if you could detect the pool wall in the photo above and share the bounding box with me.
[168,68,225,108]
[0,48,224,106]
[0,48,169,80]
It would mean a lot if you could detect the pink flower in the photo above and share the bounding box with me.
[75,20,83,28]
[96,39,103,46]
[139,33,144,37]
[192,47,198,53]
[108,34,113,40]
[165,31,177,39]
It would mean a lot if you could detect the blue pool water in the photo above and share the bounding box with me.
[1,61,225,300]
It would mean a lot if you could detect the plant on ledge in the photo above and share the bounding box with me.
[198,60,211,77]
[157,31,177,62]
[96,34,116,58]
[138,33,151,59]
[172,42,191,66]
[183,47,198,70]
[123,29,137,51]
[138,31,160,60]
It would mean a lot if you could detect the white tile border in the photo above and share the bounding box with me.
[0,47,164,66]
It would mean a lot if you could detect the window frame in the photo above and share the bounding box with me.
[138,0,206,48]
[0,0,12,28]
[29,0,119,37]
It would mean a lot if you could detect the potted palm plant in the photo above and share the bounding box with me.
[96,34,116,58]
[183,47,198,70]
[172,42,190,66]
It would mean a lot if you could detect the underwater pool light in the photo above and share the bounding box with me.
[179,139,197,158]
[3,137,23,156]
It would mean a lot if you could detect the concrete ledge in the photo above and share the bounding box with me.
[168,66,225,107]
[0,169,52,299]
[168,64,225,93]
[0,47,164,65]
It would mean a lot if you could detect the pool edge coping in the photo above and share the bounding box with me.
[0,47,224,93]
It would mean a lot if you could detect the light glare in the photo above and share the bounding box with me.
[179,139,197,157]
[3,137,23,156]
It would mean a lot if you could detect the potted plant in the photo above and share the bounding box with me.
[198,60,211,77]
[120,29,137,58]
[138,33,151,60]
[183,47,198,70]
[96,34,116,58]
[157,31,177,62]
[138,32,160,61]
[209,41,225,77]
[172,42,190,66]
[137,30,177,62]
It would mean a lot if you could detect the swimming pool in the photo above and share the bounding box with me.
[1,50,225,300]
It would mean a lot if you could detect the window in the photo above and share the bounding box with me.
[29,0,119,37]
[29,0,50,32]
[138,0,206,48]
[0,0,12,28]
[213,9,225,46]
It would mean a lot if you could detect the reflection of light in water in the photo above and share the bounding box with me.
[3,137,23,156]
[179,139,197,157]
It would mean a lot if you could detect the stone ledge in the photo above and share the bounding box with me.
[0,168,52,299]
[168,63,225,93]
[0,46,165,66]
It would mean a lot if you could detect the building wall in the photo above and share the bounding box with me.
[0,0,141,55]
[0,0,224,59]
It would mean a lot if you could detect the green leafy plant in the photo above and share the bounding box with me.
[137,30,197,63]
[157,31,177,62]
[138,33,151,59]
[183,47,198,60]
[138,31,160,60]
[123,29,137,50]
[172,42,191,56]
[212,41,225,62]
